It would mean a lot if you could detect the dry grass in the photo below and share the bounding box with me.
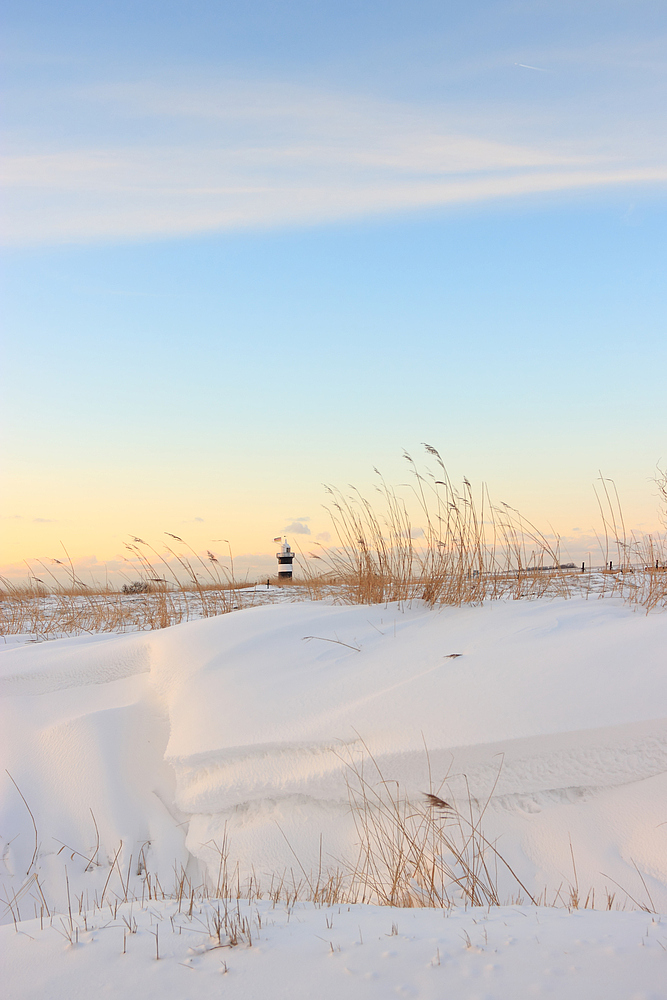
[0,536,263,640]
[297,446,667,611]
[332,742,534,909]
[2,452,666,640]
[3,748,655,927]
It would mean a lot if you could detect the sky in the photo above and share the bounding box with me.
[1,1,666,583]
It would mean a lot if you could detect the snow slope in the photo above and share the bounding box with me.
[2,596,666,915]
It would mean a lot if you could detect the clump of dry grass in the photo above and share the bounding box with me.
[299,446,576,606]
[297,446,667,611]
[587,470,667,610]
[0,535,258,640]
[333,742,534,909]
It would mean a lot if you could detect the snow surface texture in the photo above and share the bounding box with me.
[3,898,667,1000]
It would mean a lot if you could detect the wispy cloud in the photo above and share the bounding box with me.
[2,77,666,244]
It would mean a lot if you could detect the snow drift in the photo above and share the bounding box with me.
[2,597,667,914]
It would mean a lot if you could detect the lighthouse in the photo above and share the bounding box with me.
[276,537,294,579]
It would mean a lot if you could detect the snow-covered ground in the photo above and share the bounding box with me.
[2,596,667,997]
[2,568,655,648]
[4,897,667,1000]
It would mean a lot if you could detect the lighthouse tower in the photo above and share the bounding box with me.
[276,537,294,579]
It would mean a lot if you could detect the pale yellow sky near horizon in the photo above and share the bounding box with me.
[2,461,664,583]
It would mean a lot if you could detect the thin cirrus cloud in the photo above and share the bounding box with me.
[2,78,667,245]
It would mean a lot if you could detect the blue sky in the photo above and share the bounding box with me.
[1,1,666,577]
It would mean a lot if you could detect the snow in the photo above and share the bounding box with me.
[3,899,667,1000]
[2,596,667,996]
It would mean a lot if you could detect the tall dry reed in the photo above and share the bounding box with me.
[300,445,576,606]
[0,535,257,640]
[297,446,666,610]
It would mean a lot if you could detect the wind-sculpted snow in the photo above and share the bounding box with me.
[2,597,667,916]
[0,631,151,696]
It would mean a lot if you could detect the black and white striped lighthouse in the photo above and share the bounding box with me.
[275,537,294,579]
